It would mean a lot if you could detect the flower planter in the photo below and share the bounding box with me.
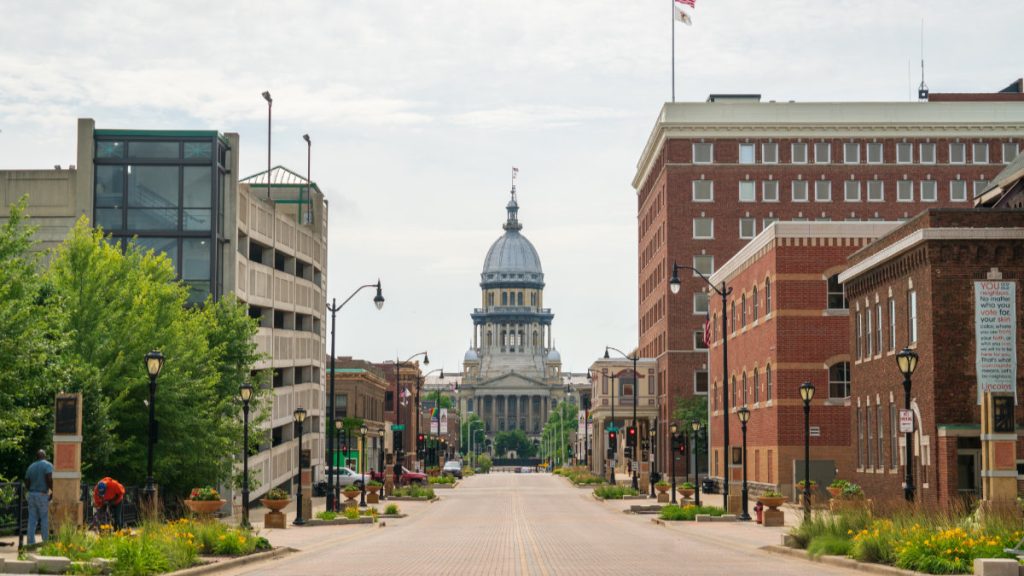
[342,489,361,502]
[184,499,226,515]
[655,484,670,494]
[757,496,786,509]
[260,498,290,512]
[827,487,843,499]
[677,488,694,499]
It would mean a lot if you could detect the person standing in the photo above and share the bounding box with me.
[24,449,53,545]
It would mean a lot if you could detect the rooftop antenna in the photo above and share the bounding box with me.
[917,19,929,100]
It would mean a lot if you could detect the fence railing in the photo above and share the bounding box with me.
[0,481,25,548]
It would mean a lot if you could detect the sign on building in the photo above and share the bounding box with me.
[899,409,914,433]
[440,408,448,434]
[975,281,1017,404]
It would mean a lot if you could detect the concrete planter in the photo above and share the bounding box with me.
[185,499,226,515]
[259,498,290,512]
[303,516,375,526]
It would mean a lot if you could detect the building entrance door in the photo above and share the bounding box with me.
[956,450,981,503]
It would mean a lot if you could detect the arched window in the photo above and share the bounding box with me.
[765,278,772,314]
[829,362,851,398]
[731,376,737,407]
[827,274,847,309]
[488,293,494,307]
[742,372,748,404]
[533,331,539,347]
[501,292,508,306]
[752,285,759,320]
[753,368,760,403]
[517,292,524,306]
[713,382,718,411]
[731,302,737,332]
[741,293,747,327]
[765,364,772,400]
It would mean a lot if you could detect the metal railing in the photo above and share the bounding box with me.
[0,482,25,548]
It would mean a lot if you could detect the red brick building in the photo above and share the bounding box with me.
[838,209,1024,508]
[378,360,425,470]
[632,93,1024,468]
[706,222,897,502]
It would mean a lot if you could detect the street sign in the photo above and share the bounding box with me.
[631,461,639,472]
[605,423,619,432]
[809,426,821,437]
[899,409,914,433]
[392,424,406,431]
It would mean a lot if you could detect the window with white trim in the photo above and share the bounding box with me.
[741,372,748,404]
[857,406,864,468]
[844,180,861,202]
[827,274,847,309]
[753,369,760,403]
[856,311,863,359]
[692,254,714,276]
[867,180,884,202]
[762,180,779,202]
[694,370,709,394]
[875,303,883,354]
[814,180,831,202]
[693,143,714,164]
[973,180,989,198]
[972,142,988,164]
[843,143,860,164]
[739,180,756,202]
[896,143,913,164]
[866,308,873,357]
[814,142,831,164]
[693,330,708,350]
[693,218,714,239]
[887,298,896,351]
[908,289,918,344]
[877,405,884,469]
[867,404,874,467]
[762,142,778,164]
[765,278,772,314]
[791,180,808,202]
[829,362,851,398]
[752,285,759,320]
[897,180,913,202]
[739,143,755,164]
[765,364,772,400]
[890,404,899,467]
[762,217,779,230]
[791,142,808,164]
[1002,142,1019,164]
[949,142,966,164]
[920,180,937,202]
[693,291,709,314]
[739,218,756,239]
[950,180,967,202]
[867,142,883,164]
[920,143,936,164]
[692,180,714,202]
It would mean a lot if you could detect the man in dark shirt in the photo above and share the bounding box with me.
[24,450,53,545]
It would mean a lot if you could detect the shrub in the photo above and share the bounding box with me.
[428,475,454,484]
[315,511,338,520]
[593,485,639,500]
[462,467,475,477]
[188,487,221,501]
[808,534,852,558]
[343,506,360,520]
[393,485,436,499]
[680,482,694,489]
[265,488,289,500]
[477,454,492,473]
[761,490,783,498]
[384,504,400,515]
[659,504,725,521]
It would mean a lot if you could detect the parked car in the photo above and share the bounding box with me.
[442,460,463,479]
[327,467,365,488]
[369,466,427,485]
[519,466,533,474]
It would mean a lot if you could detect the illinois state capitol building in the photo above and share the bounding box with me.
[458,185,566,442]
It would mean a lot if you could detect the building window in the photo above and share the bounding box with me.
[739,218,756,239]
[693,330,708,350]
[693,218,714,239]
[896,143,913,164]
[753,368,760,403]
[791,180,809,202]
[763,217,779,230]
[843,143,860,164]
[908,290,918,344]
[739,181,756,202]
[950,180,967,202]
[867,404,875,467]
[762,142,778,164]
[920,180,937,202]
[765,278,772,314]
[740,293,747,327]
[739,143,756,164]
[857,406,864,468]
[731,301,737,331]
[875,303,883,354]
[866,307,874,357]
[693,180,714,202]
[741,372,748,404]
[814,142,831,164]
[502,292,508,305]
[890,403,899,467]
[867,142,883,164]
[920,143,936,164]
[867,180,884,202]
[765,364,772,400]
[762,180,779,202]
[844,180,861,202]
[829,362,850,398]
[972,142,989,164]
[335,394,349,419]
[694,292,709,314]
[1002,142,1019,164]
[814,180,831,202]
[856,311,863,359]
[897,180,913,202]
[827,274,847,309]
[973,180,989,198]
[693,254,714,276]
[693,143,714,164]
[888,298,896,351]
[791,142,808,164]
[731,376,737,407]
[713,383,718,410]
[695,371,709,394]
[877,405,885,469]
[752,285,759,320]
[949,142,966,164]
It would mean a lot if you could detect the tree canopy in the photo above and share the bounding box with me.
[493,429,535,457]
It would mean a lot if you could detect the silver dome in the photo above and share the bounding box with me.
[481,231,543,277]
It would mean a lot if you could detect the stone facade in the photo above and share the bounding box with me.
[587,357,658,482]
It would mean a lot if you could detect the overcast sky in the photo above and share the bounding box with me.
[1,1,1021,374]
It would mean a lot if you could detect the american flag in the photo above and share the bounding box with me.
[512,166,519,181]
[674,0,696,25]
[702,310,712,347]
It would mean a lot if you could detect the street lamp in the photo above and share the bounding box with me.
[737,406,751,521]
[427,369,446,470]
[669,422,679,504]
[648,425,657,498]
[261,91,272,200]
[326,280,385,511]
[605,346,640,491]
[239,382,254,528]
[394,352,429,482]
[293,407,307,525]
[799,381,815,519]
[143,350,164,507]
[896,348,919,502]
[359,424,368,507]
[377,428,385,478]
[691,419,703,507]
[334,419,343,509]
[670,262,731,508]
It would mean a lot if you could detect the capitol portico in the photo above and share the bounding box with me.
[459,184,565,442]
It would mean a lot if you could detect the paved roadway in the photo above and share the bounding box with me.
[226,473,859,576]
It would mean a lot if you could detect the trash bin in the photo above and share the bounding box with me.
[701,478,716,494]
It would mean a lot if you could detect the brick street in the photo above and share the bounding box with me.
[224,473,860,576]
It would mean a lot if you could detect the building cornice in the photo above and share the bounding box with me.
[838,227,1024,284]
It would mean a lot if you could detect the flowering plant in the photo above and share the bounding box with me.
[265,488,290,500]
[188,486,221,501]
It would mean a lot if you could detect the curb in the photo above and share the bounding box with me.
[760,545,926,576]
[168,546,297,576]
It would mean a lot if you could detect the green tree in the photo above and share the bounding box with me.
[493,429,535,457]
[460,413,484,456]
[672,396,708,429]
[540,400,578,465]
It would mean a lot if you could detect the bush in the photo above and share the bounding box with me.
[384,504,400,515]
[593,485,639,500]
[392,485,435,499]
[188,487,221,501]
[659,504,725,521]
[462,467,475,477]
[807,534,852,557]
[476,454,492,473]
[315,511,338,520]
[343,506,360,520]
[265,487,289,500]
[428,475,455,484]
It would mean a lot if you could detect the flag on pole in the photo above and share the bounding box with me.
[512,166,519,181]
[702,309,712,347]
[674,0,696,25]
[401,387,411,399]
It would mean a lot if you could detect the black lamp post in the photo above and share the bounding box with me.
[394,352,429,482]
[359,424,368,507]
[261,91,272,200]
[143,350,164,506]
[799,381,815,520]
[691,420,702,507]
[896,348,919,502]
[648,425,657,498]
[326,280,384,512]
[293,407,307,525]
[239,382,254,528]
[377,428,385,479]
[430,370,446,469]
[334,419,343,510]
[670,263,731,508]
[605,346,640,491]
[737,406,751,521]
[669,422,679,504]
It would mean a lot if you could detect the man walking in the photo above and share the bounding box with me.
[24,449,53,545]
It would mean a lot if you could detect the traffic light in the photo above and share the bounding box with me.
[417,434,425,453]
[627,426,637,447]
[624,446,633,460]
[607,430,617,460]
[678,441,687,455]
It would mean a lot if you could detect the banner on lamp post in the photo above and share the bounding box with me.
[975,281,1016,404]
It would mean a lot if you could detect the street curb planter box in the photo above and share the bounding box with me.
[628,505,664,515]
[4,559,36,574]
[761,545,921,576]
[380,513,408,519]
[696,514,738,522]
[168,547,296,576]
[26,553,71,573]
[430,483,457,489]
[260,498,291,512]
[185,499,227,515]
[302,516,375,526]
[388,496,439,502]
